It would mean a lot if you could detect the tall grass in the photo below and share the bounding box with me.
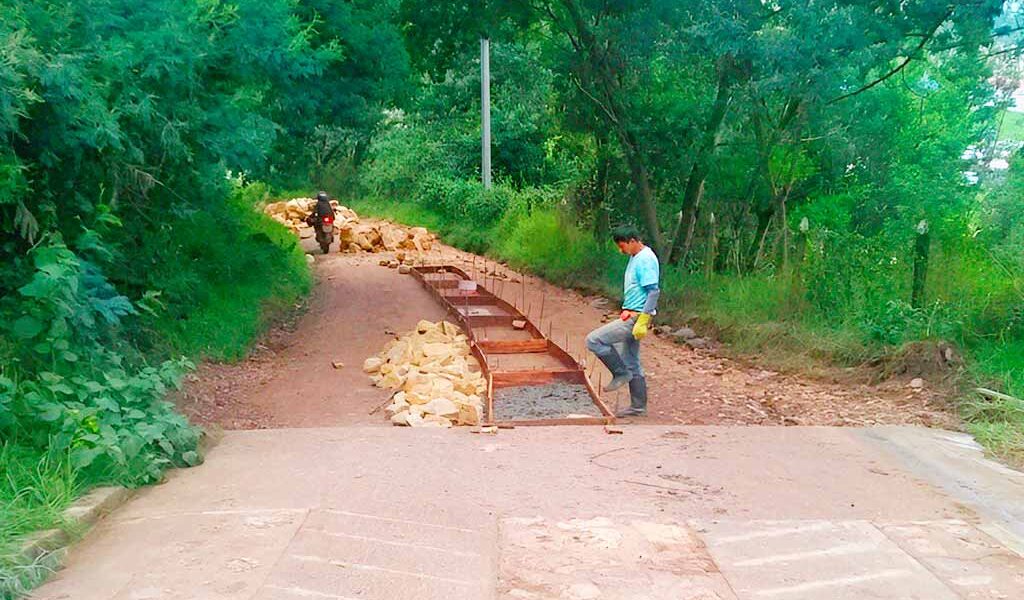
[142,183,313,361]
[0,444,81,599]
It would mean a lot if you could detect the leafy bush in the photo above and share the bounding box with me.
[1,241,200,486]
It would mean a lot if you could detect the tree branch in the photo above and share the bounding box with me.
[827,6,954,105]
[571,75,620,126]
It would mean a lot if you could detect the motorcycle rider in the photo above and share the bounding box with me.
[306,191,334,227]
[306,191,336,254]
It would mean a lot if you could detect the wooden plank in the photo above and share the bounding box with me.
[491,368,581,387]
[547,340,590,370]
[496,416,613,427]
[466,314,516,328]
[439,293,499,305]
[477,339,549,354]
[430,279,465,289]
[976,387,1023,404]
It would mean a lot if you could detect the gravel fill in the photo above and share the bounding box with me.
[493,382,601,421]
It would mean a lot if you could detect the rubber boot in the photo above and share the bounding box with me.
[595,349,633,392]
[616,376,648,417]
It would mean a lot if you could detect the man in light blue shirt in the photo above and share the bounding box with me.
[585,225,660,417]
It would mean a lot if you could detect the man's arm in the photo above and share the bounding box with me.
[641,283,660,315]
[631,283,659,341]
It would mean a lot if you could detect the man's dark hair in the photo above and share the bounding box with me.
[611,224,642,243]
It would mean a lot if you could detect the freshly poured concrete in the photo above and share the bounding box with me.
[30,426,1024,599]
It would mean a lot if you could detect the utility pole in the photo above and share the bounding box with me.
[481,37,492,189]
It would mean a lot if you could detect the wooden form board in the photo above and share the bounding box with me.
[411,265,614,426]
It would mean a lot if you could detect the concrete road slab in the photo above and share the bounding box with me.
[499,516,738,599]
[28,426,1024,600]
[862,426,1024,554]
[31,510,307,600]
[879,520,1024,599]
[698,520,960,600]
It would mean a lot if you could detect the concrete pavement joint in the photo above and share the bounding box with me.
[114,507,308,525]
[288,554,477,586]
[754,569,913,597]
[730,542,878,567]
[322,509,481,534]
[711,521,838,544]
[263,584,361,599]
[248,509,312,600]
[868,520,979,599]
[304,528,483,557]
[686,521,743,600]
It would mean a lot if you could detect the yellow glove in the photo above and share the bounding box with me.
[632,313,651,341]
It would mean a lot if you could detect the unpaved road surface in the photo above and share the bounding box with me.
[34,234,1024,600]
[180,239,957,431]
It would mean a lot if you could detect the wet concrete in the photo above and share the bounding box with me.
[493,383,601,421]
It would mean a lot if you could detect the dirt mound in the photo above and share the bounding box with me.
[880,340,963,381]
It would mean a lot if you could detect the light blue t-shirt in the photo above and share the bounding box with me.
[622,246,660,312]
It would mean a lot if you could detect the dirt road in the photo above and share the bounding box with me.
[32,232,1024,600]
[180,237,957,431]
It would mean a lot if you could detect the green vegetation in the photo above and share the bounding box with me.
[0,446,81,597]
[1,0,404,595]
[997,110,1024,141]
[3,2,1024,594]
[345,0,1024,464]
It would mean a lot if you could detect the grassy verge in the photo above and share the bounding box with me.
[0,445,81,598]
[144,185,313,361]
[961,340,1024,466]
[351,194,1024,466]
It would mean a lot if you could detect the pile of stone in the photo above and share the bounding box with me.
[263,198,435,254]
[363,320,487,428]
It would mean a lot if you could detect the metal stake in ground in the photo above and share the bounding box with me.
[521,274,526,312]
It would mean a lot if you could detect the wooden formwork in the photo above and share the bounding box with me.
[411,265,614,426]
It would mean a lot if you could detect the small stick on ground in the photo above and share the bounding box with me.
[624,479,687,492]
[369,395,394,416]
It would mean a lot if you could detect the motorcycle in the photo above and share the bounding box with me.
[315,209,335,251]
[308,210,335,254]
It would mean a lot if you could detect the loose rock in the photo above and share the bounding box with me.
[263,198,435,255]
[364,320,486,428]
[685,337,710,349]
